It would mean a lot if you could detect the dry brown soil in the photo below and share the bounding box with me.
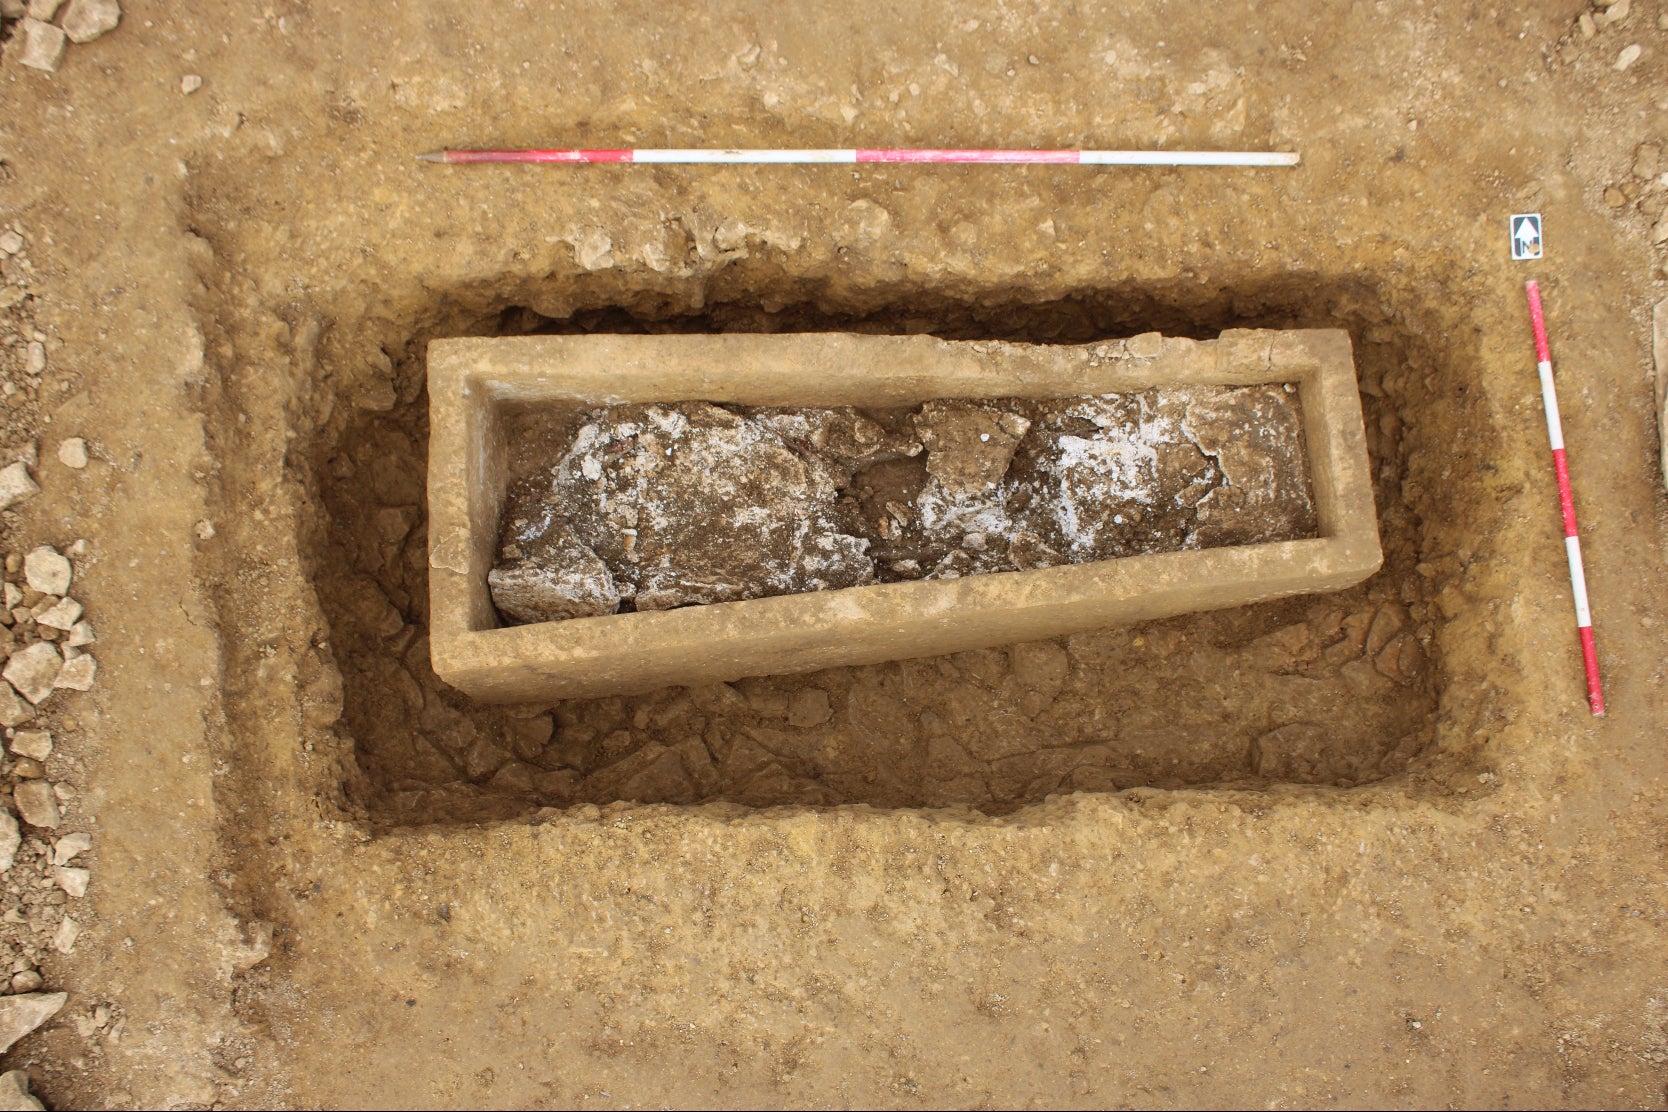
[4,0,1668,1107]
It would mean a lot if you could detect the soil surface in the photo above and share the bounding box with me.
[3,0,1668,1108]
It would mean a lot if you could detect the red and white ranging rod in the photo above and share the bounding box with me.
[1524,280,1604,717]
[417,146,1300,166]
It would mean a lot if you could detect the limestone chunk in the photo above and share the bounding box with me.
[53,866,87,898]
[489,539,619,625]
[0,1068,43,1112]
[8,730,49,761]
[750,407,921,468]
[14,19,65,73]
[22,547,69,596]
[1184,385,1318,548]
[53,653,95,691]
[0,685,32,728]
[51,831,90,865]
[59,0,121,44]
[55,438,88,469]
[912,401,1029,495]
[2,643,59,704]
[0,813,17,873]
[498,402,872,617]
[0,992,64,1053]
[0,464,38,512]
[12,780,58,828]
[32,597,80,631]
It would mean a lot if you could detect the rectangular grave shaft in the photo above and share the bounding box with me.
[427,329,1380,702]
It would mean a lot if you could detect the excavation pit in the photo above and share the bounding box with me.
[285,282,1451,822]
[428,328,1380,703]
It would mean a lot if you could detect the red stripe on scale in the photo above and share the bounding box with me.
[1526,288,1553,363]
[444,149,633,163]
[1524,280,1604,716]
[1551,447,1579,538]
[1580,624,1602,692]
[420,147,1305,167]
[856,148,1081,163]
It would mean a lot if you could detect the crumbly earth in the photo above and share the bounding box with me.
[493,385,1315,619]
[3,0,1668,1109]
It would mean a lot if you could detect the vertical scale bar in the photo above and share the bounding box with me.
[1524,280,1605,716]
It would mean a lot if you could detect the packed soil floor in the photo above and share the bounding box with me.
[3,0,1668,1107]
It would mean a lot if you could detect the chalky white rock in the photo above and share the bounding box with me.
[56,438,88,470]
[0,465,39,513]
[14,19,65,72]
[2,643,59,705]
[59,0,120,43]
[22,547,69,597]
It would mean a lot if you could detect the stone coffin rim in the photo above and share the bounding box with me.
[427,329,1381,702]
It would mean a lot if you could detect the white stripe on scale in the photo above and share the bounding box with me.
[1565,535,1593,627]
[1537,361,1564,451]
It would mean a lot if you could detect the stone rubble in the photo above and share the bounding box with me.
[494,402,876,620]
[0,691,25,731]
[0,467,35,515]
[51,866,84,898]
[6,733,45,762]
[0,188,100,1097]
[0,816,15,875]
[1598,0,1631,25]
[11,783,55,830]
[52,655,94,691]
[12,19,63,72]
[49,832,85,866]
[0,225,62,449]
[48,917,74,955]
[30,598,76,631]
[0,535,104,1020]
[493,388,1316,622]
[20,547,67,596]
[0,1066,43,1110]
[57,0,118,43]
[2,0,118,73]
[1,645,56,706]
[0,991,62,1053]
